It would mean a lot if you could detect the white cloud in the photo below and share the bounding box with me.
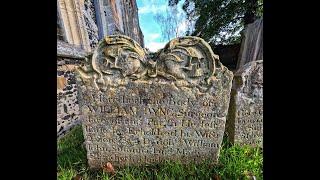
[139,4,167,14]
[177,21,187,36]
[145,42,167,52]
[147,33,160,40]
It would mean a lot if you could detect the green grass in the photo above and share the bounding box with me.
[58,126,263,180]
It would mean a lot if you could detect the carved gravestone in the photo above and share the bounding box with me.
[226,60,263,147]
[75,35,233,168]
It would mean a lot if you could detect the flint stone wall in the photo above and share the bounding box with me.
[57,41,87,138]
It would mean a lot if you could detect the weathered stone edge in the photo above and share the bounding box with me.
[57,40,88,59]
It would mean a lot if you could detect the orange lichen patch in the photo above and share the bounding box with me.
[58,64,77,71]
[57,76,67,90]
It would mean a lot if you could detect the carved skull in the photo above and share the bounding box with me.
[118,52,142,77]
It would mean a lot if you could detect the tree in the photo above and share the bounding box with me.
[154,4,186,42]
[169,0,263,45]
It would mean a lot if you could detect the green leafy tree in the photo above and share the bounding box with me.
[169,0,263,45]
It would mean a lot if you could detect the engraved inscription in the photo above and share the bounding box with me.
[235,105,263,146]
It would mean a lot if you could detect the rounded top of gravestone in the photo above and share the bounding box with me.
[76,35,231,93]
[234,60,263,99]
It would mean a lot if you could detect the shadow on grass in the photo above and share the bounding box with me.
[57,125,263,180]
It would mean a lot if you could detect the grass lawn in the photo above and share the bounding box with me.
[58,125,263,180]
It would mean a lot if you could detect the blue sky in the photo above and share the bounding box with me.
[136,0,186,52]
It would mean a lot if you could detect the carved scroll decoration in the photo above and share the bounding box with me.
[76,35,223,92]
[155,36,224,91]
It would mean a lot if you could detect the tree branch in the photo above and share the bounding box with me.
[233,16,245,21]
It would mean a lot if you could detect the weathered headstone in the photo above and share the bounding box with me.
[226,60,263,147]
[75,35,233,168]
